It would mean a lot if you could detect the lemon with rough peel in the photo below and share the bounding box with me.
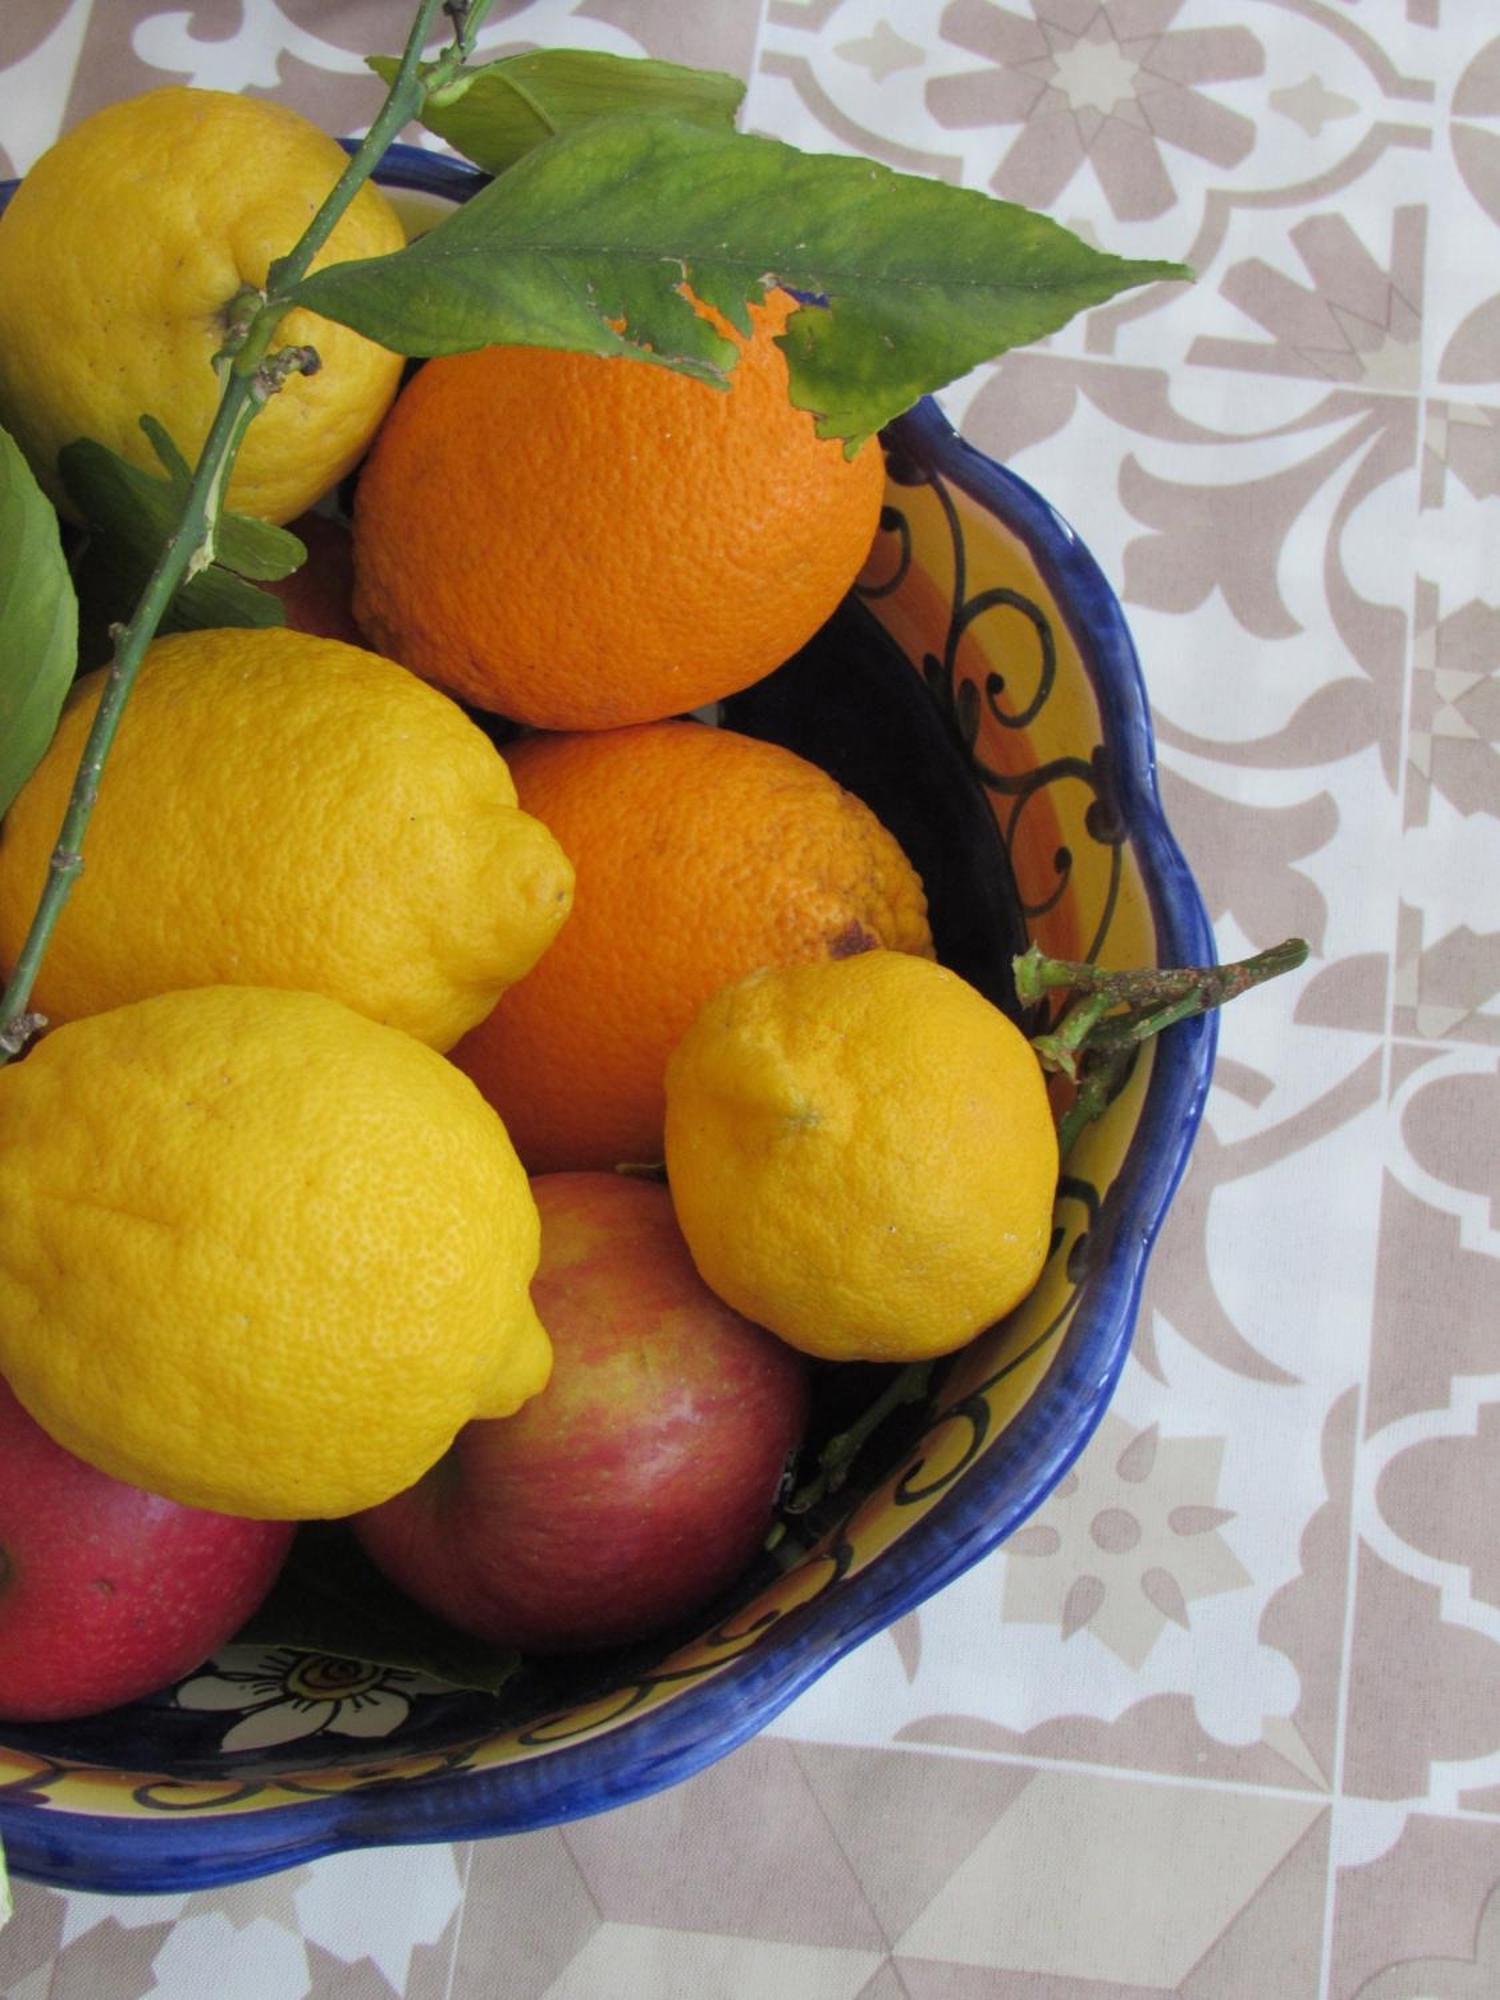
[0,86,405,523]
[0,985,551,1519]
[0,626,575,1051]
[663,950,1059,1363]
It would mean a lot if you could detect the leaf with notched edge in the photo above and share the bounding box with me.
[294,114,1190,451]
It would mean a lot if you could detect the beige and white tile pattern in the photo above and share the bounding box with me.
[0,1,1495,1992]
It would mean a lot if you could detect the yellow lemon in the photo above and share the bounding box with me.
[0,86,405,523]
[663,950,1059,1363]
[0,985,551,1519]
[0,626,574,1051]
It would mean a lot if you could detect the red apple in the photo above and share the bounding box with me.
[0,1377,295,1722]
[353,1170,809,1652]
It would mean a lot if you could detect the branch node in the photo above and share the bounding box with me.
[0,1011,47,1058]
[214,282,267,366]
[254,343,322,404]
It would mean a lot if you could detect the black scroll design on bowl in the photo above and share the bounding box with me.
[270,1739,486,1799]
[513,1540,857,1750]
[859,502,912,602]
[131,1775,270,1814]
[890,1224,1098,1512]
[861,458,1126,968]
[0,1752,69,1810]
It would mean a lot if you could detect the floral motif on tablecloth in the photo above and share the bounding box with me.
[1335,1823,1500,2000]
[1188,207,1424,390]
[925,0,1263,222]
[1440,32,1500,386]
[1001,1409,1249,1666]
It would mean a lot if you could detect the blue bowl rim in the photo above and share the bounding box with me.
[0,143,1217,1893]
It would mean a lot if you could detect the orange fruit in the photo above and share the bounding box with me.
[350,288,887,730]
[450,719,934,1171]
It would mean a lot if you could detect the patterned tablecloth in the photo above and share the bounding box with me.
[1,2,1495,1995]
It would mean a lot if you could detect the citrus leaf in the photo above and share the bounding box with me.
[294,115,1189,447]
[58,429,306,648]
[71,535,285,678]
[61,429,306,583]
[369,47,744,177]
[0,424,78,818]
[139,412,193,484]
[207,510,306,586]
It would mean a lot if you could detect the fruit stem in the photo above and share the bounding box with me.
[775,1360,935,1531]
[261,2,496,307]
[0,0,494,1065]
[1017,936,1309,1154]
[0,379,262,1057]
[1015,935,1309,1014]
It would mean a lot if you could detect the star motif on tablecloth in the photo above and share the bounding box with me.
[1002,1410,1250,1667]
[927,0,1262,222]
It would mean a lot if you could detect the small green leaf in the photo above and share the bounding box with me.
[71,538,285,677]
[139,412,193,484]
[295,116,1188,448]
[62,429,306,583]
[0,424,78,819]
[370,47,744,176]
[58,428,307,647]
[212,513,307,587]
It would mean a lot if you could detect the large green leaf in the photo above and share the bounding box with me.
[0,425,78,819]
[370,46,744,176]
[294,114,1189,448]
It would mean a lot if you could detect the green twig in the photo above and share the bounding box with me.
[261,0,493,305]
[1028,989,1111,1083]
[0,0,491,1064]
[781,1362,935,1520]
[1014,937,1308,1016]
[1053,1046,1133,1161]
[0,378,263,1054]
[1019,936,1309,1157]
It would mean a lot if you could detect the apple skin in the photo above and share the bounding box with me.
[0,1377,296,1722]
[353,1171,810,1653]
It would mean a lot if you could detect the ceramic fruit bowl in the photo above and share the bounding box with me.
[0,148,1215,1893]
